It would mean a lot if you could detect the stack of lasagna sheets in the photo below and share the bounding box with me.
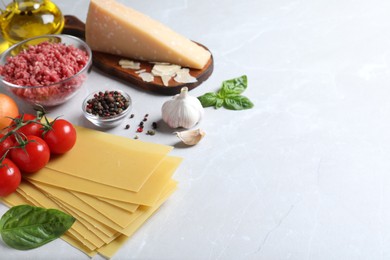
[1,125,181,258]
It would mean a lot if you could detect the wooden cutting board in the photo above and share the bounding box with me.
[63,15,214,95]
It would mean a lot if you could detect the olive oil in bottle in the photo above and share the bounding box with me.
[0,0,64,44]
[0,36,9,53]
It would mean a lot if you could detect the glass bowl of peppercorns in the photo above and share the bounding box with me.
[82,90,132,128]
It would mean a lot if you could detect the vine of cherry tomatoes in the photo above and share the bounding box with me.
[0,106,77,197]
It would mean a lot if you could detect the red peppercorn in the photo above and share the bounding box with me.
[137,127,143,133]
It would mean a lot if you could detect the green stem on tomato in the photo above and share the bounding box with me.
[0,106,49,143]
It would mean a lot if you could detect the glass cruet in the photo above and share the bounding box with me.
[0,0,64,45]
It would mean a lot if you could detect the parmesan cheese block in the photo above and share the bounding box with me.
[86,0,211,69]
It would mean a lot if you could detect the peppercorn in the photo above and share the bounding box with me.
[130,114,134,119]
[125,124,130,129]
[146,130,155,136]
[86,91,129,118]
[152,122,157,129]
[137,127,143,133]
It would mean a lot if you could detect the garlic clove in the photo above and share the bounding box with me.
[174,128,206,146]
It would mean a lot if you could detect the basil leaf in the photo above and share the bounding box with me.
[219,75,248,97]
[0,205,75,250]
[198,75,253,110]
[215,98,224,109]
[223,95,254,110]
[198,92,218,107]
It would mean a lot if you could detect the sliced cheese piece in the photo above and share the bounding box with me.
[27,156,182,206]
[139,72,154,82]
[175,68,197,83]
[45,126,173,192]
[151,64,181,77]
[161,75,171,86]
[119,59,141,69]
[86,0,211,69]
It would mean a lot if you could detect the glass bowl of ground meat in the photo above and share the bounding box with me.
[0,34,92,107]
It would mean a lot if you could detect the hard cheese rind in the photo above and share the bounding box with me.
[86,0,211,69]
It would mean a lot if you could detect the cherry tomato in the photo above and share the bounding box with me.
[10,135,50,173]
[0,134,13,158]
[0,158,21,197]
[11,114,44,138]
[43,119,76,154]
[0,94,18,130]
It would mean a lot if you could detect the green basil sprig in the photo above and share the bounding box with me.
[0,205,75,250]
[198,75,254,110]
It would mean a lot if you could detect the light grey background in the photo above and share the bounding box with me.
[1,0,389,259]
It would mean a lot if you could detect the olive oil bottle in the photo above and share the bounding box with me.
[0,35,9,53]
[0,0,64,45]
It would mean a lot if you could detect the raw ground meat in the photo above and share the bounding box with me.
[0,41,88,86]
[0,41,90,106]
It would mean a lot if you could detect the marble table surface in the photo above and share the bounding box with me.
[1,0,390,259]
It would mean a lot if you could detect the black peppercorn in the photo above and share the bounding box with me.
[85,91,129,118]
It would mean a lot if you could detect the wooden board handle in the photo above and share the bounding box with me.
[63,15,86,39]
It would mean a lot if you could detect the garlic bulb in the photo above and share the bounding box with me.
[162,87,204,128]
